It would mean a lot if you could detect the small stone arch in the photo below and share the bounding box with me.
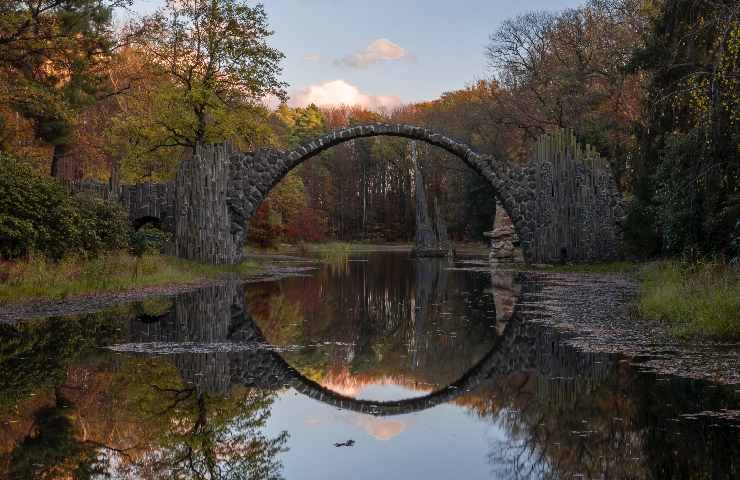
[132,215,162,231]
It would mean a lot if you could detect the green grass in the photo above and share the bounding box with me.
[0,251,264,304]
[638,260,740,340]
[528,261,639,274]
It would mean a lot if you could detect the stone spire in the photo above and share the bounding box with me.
[412,142,450,257]
[434,200,450,251]
[412,142,438,252]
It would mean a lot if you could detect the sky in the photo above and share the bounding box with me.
[127,0,585,110]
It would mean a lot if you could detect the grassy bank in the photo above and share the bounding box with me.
[638,260,739,340]
[0,252,264,304]
[527,261,639,274]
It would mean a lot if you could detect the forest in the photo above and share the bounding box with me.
[0,0,738,258]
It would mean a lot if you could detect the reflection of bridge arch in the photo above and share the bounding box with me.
[123,274,534,417]
[229,313,534,416]
[117,274,612,417]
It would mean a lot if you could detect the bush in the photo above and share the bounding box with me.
[129,226,169,256]
[74,193,131,255]
[0,153,130,260]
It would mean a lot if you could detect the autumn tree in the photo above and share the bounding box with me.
[486,0,650,184]
[0,0,129,176]
[110,0,286,170]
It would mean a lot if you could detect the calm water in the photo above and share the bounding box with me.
[0,252,737,479]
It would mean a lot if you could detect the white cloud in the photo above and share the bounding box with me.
[335,38,415,68]
[288,80,402,112]
[303,54,322,62]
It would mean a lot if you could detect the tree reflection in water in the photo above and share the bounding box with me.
[247,254,503,393]
[462,318,739,479]
[0,310,288,480]
[121,384,287,480]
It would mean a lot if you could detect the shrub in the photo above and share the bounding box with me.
[75,193,131,255]
[129,226,169,256]
[0,153,131,260]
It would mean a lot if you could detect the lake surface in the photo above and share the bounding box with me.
[0,252,737,479]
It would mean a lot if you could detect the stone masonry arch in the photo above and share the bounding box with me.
[227,123,533,262]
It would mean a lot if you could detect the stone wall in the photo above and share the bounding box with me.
[525,129,625,263]
[121,183,176,232]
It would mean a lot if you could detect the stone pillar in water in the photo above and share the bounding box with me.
[485,205,524,264]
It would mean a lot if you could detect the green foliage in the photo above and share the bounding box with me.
[638,260,740,340]
[0,154,130,260]
[129,226,169,257]
[731,220,740,263]
[0,0,124,175]
[108,0,286,180]
[623,194,660,258]
[75,193,130,254]
[628,0,739,257]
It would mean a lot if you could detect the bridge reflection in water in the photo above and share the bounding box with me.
[108,256,738,479]
[2,255,737,479]
[116,264,612,417]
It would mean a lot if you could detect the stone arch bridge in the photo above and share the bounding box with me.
[70,123,624,264]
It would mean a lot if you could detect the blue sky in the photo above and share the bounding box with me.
[128,0,584,108]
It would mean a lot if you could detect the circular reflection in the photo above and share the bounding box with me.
[246,252,520,404]
[115,254,523,417]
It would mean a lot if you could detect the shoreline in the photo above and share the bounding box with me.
[0,258,319,324]
[1,249,737,387]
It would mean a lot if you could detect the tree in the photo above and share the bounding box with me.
[0,0,129,176]
[486,0,650,184]
[110,0,286,166]
[627,0,739,256]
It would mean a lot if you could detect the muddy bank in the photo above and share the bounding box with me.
[514,271,739,385]
[0,262,317,324]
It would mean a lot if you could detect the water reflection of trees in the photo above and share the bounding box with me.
[2,268,738,479]
[0,310,288,479]
[247,254,501,389]
[7,390,110,479]
[457,323,739,479]
[118,381,287,480]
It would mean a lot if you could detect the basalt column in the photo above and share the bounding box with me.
[174,143,243,264]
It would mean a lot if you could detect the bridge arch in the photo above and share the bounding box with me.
[229,123,531,261]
